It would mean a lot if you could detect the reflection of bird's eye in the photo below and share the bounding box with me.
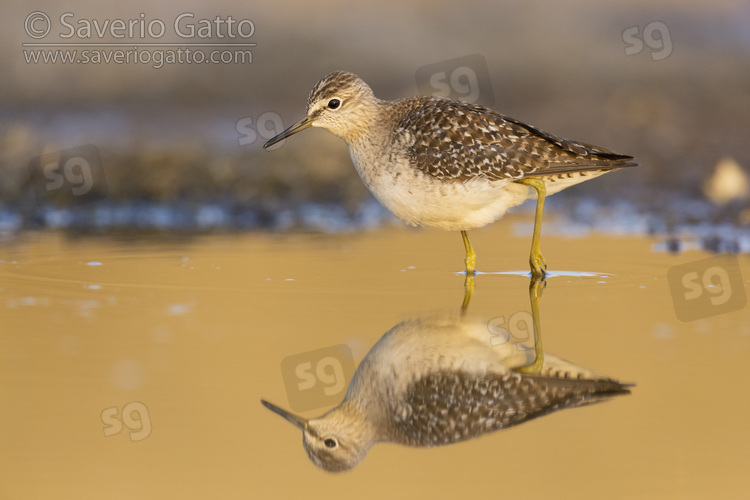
[324,438,338,448]
[327,99,341,110]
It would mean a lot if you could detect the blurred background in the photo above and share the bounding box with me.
[2,0,749,245]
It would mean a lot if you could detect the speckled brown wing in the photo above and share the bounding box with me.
[392,370,630,447]
[394,97,636,182]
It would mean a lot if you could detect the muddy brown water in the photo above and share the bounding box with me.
[2,214,749,499]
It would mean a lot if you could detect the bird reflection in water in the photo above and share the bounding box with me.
[261,278,632,472]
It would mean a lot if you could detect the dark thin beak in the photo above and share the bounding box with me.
[263,115,313,149]
[260,399,308,430]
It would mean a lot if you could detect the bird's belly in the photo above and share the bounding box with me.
[352,156,531,231]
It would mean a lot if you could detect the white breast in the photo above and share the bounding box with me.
[349,149,532,231]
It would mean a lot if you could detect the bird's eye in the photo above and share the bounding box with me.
[324,438,338,448]
[327,99,341,110]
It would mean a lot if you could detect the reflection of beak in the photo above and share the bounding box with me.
[263,115,313,149]
[261,400,308,430]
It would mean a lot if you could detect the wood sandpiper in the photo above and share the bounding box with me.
[261,313,631,472]
[264,71,636,278]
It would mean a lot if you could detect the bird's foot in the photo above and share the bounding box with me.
[464,256,477,276]
[529,251,547,279]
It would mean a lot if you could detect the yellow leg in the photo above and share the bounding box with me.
[461,230,476,275]
[461,273,475,313]
[517,276,546,374]
[460,230,476,313]
[514,178,547,279]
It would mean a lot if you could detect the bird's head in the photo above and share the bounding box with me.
[263,71,380,147]
[261,399,376,472]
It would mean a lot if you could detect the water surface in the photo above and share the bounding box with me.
[2,216,749,499]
